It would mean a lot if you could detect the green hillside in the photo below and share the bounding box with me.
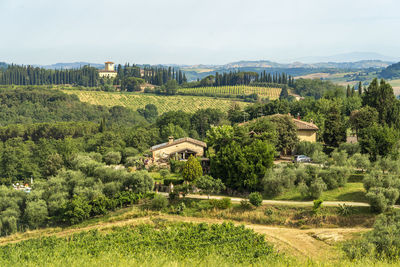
[63,90,250,114]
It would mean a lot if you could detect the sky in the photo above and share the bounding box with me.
[1,0,400,65]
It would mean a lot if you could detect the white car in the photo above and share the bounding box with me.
[293,155,311,163]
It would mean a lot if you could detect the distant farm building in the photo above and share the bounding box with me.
[293,118,318,142]
[98,61,117,78]
[239,114,319,143]
[151,137,207,163]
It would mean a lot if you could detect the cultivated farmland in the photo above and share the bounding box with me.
[177,85,282,100]
[63,90,250,114]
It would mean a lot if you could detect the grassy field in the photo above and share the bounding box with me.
[63,90,250,114]
[273,183,367,202]
[177,85,282,100]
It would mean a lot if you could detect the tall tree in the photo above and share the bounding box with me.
[363,78,397,126]
[323,103,346,147]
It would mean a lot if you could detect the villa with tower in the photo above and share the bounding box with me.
[98,61,117,78]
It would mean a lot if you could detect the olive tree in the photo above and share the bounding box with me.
[195,175,225,199]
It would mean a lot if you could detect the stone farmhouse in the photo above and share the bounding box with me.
[292,118,319,142]
[150,137,207,164]
[240,114,319,143]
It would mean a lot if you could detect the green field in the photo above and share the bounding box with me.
[177,85,282,99]
[273,183,367,202]
[63,90,250,114]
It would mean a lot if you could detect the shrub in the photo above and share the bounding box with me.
[209,198,231,209]
[174,183,191,198]
[249,192,263,207]
[365,188,388,213]
[338,142,360,157]
[25,200,48,228]
[319,166,350,190]
[176,202,186,214]
[312,199,323,214]
[169,159,186,173]
[350,153,370,172]
[330,150,348,166]
[343,213,400,260]
[311,150,328,165]
[103,151,122,165]
[123,171,154,194]
[240,200,252,210]
[195,175,225,199]
[182,155,203,182]
[63,196,92,225]
[151,194,168,210]
[262,167,295,197]
[263,171,285,197]
[125,156,144,169]
[309,178,327,199]
[264,208,273,216]
[168,191,179,201]
[123,147,139,158]
[90,195,112,216]
[298,182,309,197]
[295,141,323,157]
[159,168,170,179]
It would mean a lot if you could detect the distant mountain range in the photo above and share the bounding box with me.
[295,52,400,64]
[38,62,104,69]
[206,59,394,70]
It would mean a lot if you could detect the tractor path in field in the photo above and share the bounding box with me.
[0,212,369,262]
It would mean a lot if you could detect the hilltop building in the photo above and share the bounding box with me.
[98,61,117,78]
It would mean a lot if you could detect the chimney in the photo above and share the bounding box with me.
[297,113,300,120]
[168,136,174,144]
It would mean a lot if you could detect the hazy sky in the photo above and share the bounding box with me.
[1,0,399,65]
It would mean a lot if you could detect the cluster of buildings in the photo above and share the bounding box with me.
[150,116,319,167]
[12,183,31,193]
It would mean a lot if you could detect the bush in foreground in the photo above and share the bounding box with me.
[343,213,400,261]
[249,192,263,207]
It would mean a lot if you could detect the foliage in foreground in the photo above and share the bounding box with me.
[343,212,400,262]
[0,222,287,266]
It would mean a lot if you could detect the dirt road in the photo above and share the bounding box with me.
[159,192,372,207]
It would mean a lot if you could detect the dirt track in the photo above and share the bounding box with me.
[176,193,400,209]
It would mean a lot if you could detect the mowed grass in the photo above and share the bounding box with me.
[63,90,249,114]
[273,183,367,202]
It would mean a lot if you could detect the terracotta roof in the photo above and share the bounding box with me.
[105,61,114,64]
[151,137,207,151]
[293,118,319,130]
